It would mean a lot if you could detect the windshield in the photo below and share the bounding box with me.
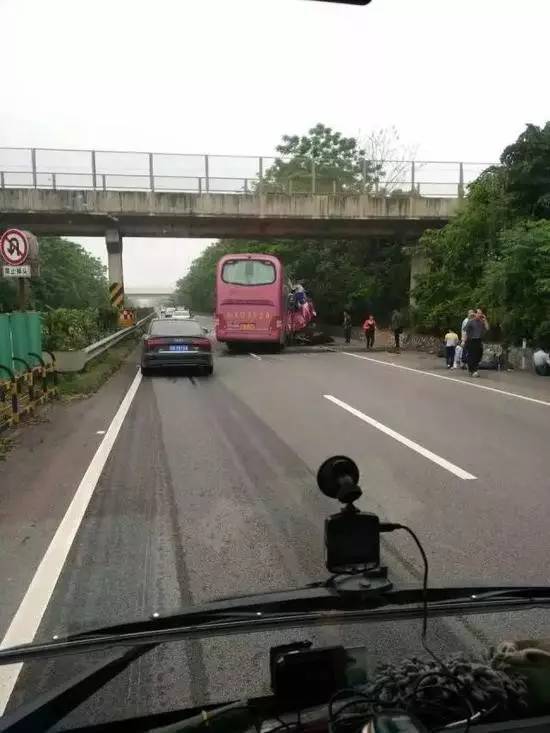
[222,259,276,286]
[1,0,550,729]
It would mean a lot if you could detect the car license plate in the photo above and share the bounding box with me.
[169,345,188,351]
[240,323,255,331]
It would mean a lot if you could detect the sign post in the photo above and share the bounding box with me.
[0,229,39,310]
[1,229,30,267]
[119,308,135,328]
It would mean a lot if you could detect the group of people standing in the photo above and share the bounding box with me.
[534,347,550,376]
[443,308,489,377]
[342,306,549,379]
[342,309,404,351]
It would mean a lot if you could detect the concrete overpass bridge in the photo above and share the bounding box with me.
[0,147,489,304]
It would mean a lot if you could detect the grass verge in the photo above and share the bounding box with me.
[58,335,139,398]
[0,435,13,462]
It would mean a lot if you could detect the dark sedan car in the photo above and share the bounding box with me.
[141,318,213,376]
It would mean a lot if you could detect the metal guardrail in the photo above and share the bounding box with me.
[53,313,154,372]
[0,147,492,198]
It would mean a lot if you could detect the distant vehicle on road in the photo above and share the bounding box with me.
[215,253,316,349]
[141,318,213,376]
[171,308,191,320]
[164,307,176,319]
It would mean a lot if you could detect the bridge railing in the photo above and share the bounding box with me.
[0,147,491,198]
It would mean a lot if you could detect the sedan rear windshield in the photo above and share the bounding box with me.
[222,259,276,286]
[149,320,203,336]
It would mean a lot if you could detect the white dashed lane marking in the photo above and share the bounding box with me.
[324,394,477,481]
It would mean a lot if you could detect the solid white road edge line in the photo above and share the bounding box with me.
[323,394,477,481]
[0,369,143,715]
[342,352,550,408]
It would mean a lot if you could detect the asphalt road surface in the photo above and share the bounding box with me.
[1,317,549,729]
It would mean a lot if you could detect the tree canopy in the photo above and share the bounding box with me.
[412,122,550,343]
[500,122,550,218]
[262,123,382,194]
[480,220,550,343]
[176,237,409,326]
[0,237,110,312]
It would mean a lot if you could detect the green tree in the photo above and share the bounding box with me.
[176,236,408,326]
[176,240,230,313]
[262,123,382,194]
[0,236,110,312]
[500,122,550,218]
[480,220,550,342]
[412,122,550,343]
[32,237,109,309]
[412,168,509,332]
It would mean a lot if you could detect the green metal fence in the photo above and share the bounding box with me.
[0,315,11,375]
[0,312,57,430]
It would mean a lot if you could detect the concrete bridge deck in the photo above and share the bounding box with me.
[0,188,459,239]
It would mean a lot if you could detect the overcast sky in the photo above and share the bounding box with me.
[2,0,549,288]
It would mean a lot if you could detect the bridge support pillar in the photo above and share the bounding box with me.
[106,229,124,309]
[409,248,429,308]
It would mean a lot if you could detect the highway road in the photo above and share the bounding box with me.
[1,317,549,729]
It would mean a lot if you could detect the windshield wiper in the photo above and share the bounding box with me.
[2,582,550,667]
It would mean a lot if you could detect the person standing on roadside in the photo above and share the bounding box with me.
[343,310,352,344]
[461,309,475,340]
[460,309,475,368]
[453,341,463,369]
[464,308,489,377]
[391,309,403,352]
[363,314,377,349]
[444,327,459,369]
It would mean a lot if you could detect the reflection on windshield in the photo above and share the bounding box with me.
[222,260,276,286]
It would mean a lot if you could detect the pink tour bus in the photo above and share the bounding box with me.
[215,253,286,348]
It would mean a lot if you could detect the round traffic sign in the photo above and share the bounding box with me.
[0,229,30,266]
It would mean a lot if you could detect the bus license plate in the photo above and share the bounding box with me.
[169,345,188,351]
[240,323,255,331]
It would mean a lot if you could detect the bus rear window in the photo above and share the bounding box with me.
[222,260,276,286]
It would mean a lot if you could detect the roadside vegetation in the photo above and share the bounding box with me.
[413,123,550,346]
[177,122,550,347]
[0,236,110,312]
[42,307,119,351]
[0,435,13,462]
